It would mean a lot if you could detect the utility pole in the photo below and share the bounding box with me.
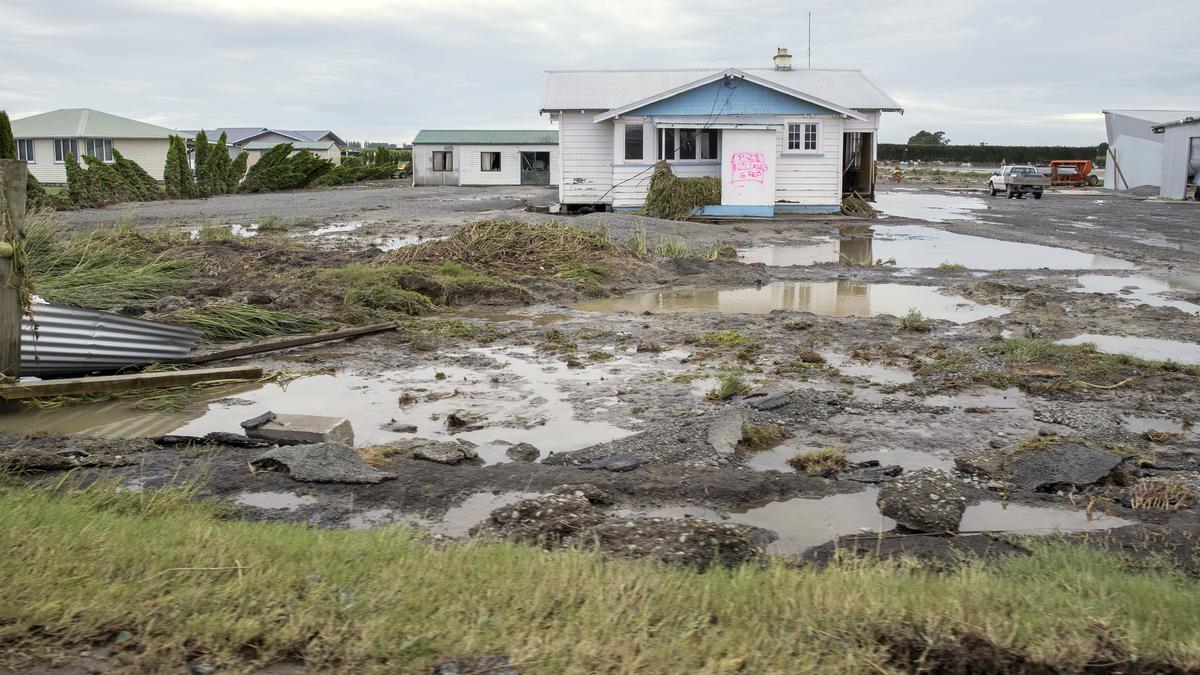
[0,159,27,378]
[808,12,812,68]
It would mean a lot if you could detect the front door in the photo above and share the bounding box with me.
[520,151,550,185]
[720,129,776,215]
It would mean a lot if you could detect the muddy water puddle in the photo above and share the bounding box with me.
[1121,414,1188,436]
[621,490,1128,554]
[874,191,987,222]
[821,351,914,385]
[0,347,691,457]
[738,224,1134,270]
[746,445,952,473]
[1056,334,1200,365]
[575,282,1007,323]
[234,491,318,511]
[1072,274,1200,314]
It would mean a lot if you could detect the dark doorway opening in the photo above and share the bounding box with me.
[842,132,874,199]
[520,151,551,185]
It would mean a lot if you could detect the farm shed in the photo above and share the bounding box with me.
[411,130,559,187]
[1151,117,1200,200]
[10,108,174,185]
[1103,109,1200,194]
[540,49,901,216]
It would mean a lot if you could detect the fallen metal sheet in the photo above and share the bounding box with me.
[20,304,202,376]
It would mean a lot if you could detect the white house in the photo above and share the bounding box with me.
[411,130,558,187]
[10,108,175,185]
[183,128,346,167]
[540,49,902,216]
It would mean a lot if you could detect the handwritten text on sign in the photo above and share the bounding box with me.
[730,152,769,185]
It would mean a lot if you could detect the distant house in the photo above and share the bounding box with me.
[184,127,346,166]
[411,130,559,187]
[540,49,902,215]
[11,108,175,185]
[1103,110,1200,197]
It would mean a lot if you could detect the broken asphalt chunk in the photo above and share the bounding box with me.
[250,442,395,484]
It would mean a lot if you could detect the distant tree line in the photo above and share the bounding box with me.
[879,143,1105,165]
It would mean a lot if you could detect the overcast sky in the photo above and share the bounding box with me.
[4,0,1196,146]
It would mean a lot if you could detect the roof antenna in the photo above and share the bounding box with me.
[807,12,812,68]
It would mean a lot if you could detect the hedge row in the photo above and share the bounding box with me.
[879,144,1104,165]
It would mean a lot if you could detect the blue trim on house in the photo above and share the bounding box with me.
[627,79,836,117]
[692,204,775,217]
[774,204,842,214]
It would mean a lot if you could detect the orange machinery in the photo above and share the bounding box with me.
[1049,160,1100,187]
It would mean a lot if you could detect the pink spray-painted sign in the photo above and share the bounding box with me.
[729,151,769,185]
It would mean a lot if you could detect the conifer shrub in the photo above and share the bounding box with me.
[228,151,248,192]
[193,130,210,195]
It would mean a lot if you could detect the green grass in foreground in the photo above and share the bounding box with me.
[1,483,1198,672]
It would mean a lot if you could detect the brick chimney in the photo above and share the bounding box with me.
[773,48,793,71]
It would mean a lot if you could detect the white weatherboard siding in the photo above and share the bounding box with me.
[19,137,169,183]
[1159,123,1200,199]
[558,112,613,204]
[112,138,170,180]
[412,144,459,186]
[775,115,843,206]
[458,145,560,186]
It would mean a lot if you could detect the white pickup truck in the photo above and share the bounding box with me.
[987,165,1049,199]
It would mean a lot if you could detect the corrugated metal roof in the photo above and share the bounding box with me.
[243,140,336,151]
[411,130,559,145]
[1152,116,1200,132]
[542,68,902,112]
[1104,110,1200,124]
[12,108,176,139]
[654,115,784,128]
[21,305,202,377]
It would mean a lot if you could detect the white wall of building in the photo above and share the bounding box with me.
[457,145,559,186]
[412,144,460,186]
[1159,122,1200,200]
[19,137,169,184]
[774,115,844,206]
[557,112,614,204]
[1105,112,1164,191]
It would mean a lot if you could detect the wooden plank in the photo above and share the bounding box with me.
[1,159,28,378]
[0,366,263,400]
[180,323,397,365]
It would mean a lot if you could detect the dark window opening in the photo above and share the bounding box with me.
[660,128,675,160]
[701,130,719,160]
[432,151,452,171]
[481,151,501,171]
[678,129,697,160]
[624,123,643,161]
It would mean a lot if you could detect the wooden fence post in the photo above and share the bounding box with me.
[0,159,28,378]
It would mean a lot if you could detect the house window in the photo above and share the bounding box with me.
[85,139,114,162]
[658,128,720,161]
[787,122,819,151]
[624,123,643,161]
[701,130,719,160]
[432,151,452,171]
[53,138,78,163]
[481,151,501,172]
[15,139,34,163]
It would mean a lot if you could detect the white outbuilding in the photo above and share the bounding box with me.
[411,130,559,187]
[1103,109,1200,198]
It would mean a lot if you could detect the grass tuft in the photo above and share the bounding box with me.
[165,301,327,342]
[898,308,934,332]
[740,423,792,452]
[788,447,849,474]
[705,374,750,401]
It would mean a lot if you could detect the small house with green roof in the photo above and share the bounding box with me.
[11,108,175,185]
[411,130,558,187]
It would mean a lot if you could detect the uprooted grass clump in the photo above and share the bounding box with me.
[1129,479,1195,511]
[641,161,721,221]
[991,338,1200,388]
[3,482,1199,673]
[788,447,849,474]
[164,301,327,341]
[898,308,934,332]
[380,219,649,280]
[22,213,201,309]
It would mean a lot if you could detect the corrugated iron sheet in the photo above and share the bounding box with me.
[21,305,202,376]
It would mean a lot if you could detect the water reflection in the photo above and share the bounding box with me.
[575,281,1008,323]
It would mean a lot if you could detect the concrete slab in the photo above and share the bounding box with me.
[245,413,354,446]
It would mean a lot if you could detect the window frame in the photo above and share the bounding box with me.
[623,122,643,161]
[432,150,453,172]
[84,138,114,163]
[15,139,35,163]
[658,127,720,162]
[786,122,821,152]
[480,151,502,172]
[53,138,78,164]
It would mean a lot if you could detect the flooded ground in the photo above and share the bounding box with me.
[1056,334,1200,365]
[873,190,988,222]
[1071,274,1200,314]
[738,224,1135,270]
[574,281,1008,322]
